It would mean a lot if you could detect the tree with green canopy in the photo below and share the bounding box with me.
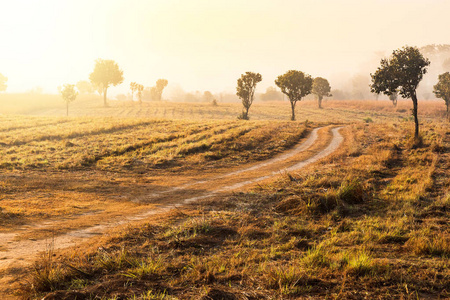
[370,46,430,139]
[433,72,450,120]
[275,70,313,121]
[236,72,262,120]
[312,77,332,109]
[89,59,124,107]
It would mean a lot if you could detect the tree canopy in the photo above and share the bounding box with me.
[312,77,332,108]
[89,59,124,106]
[130,82,138,101]
[150,79,168,101]
[76,80,94,94]
[275,70,313,121]
[433,72,450,120]
[370,46,430,138]
[60,84,78,116]
[260,86,283,101]
[136,83,144,105]
[236,72,262,120]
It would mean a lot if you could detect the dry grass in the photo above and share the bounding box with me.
[0,115,312,237]
[0,99,449,298]
[17,118,450,299]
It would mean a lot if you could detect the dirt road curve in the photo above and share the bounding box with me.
[0,126,343,296]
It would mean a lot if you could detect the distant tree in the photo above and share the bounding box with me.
[203,91,214,102]
[312,77,332,108]
[89,59,124,107]
[433,72,450,120]
[371,46,430,139]
[76,80,94,94]
[417,44,450,100]
[0,73,8,92]
[150,86,158,101]
[330,89,348,100]
[389,92,398,107]
[275,70,313,121]
[351,74,371,99]
[136,83,144,105]
[130,82,137,101]
[150,79,168,101]
[442,58,450,72]
[30,86,43,94]
[236,72,262,120]
[116,94,127,101]
[60,84,78,116]
[260,86,283,101]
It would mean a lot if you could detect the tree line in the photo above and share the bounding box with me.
[236,46,450,140]
[236,71,331,121]
[59,59,169,115]
[2,46,450,137]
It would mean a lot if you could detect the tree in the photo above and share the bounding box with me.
[89,59,124,107]
[443,58,450,72]
[351,74,371,99]
[312,77,332,108]
[275,70,313,121]
[150,79,168,101]
[371,46,430,139]
[433,72,450,120]
[76,80,94,94]
[260,86,283,101]
[202,91,214,102]
[0,73,8,92]
[236,72,262,120]
[136,83,144,105]
[130,82,137,101]
[60,84,78,116]
[389,92,398,107]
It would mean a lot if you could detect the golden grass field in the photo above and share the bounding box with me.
[0,97,449,299]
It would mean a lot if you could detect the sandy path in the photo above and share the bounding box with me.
[0,126,343,296]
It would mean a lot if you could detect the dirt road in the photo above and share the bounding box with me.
[0,126,343,298]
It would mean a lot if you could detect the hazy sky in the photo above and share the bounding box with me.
[1,0,449,96]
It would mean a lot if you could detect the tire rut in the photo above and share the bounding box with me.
[0,126,344,277]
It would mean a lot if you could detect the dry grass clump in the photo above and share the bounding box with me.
[406,230,450,258]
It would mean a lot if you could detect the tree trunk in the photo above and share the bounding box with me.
[103,87,108,107]
[66,102,69,117]
[411,92,419,139]
[318,96,323,109]
[290,101,296,121]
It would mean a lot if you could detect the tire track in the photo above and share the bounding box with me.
[0,126,343,276]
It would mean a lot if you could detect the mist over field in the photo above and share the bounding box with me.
[0,0,450,104]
